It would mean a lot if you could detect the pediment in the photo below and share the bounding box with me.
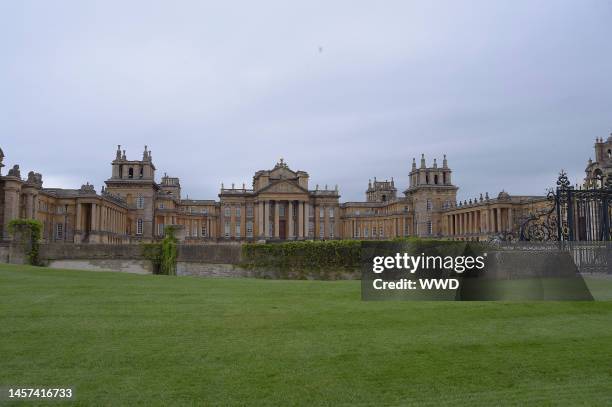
[269,166,297,180]
[259,179,308,194]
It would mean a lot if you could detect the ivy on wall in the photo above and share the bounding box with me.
[241,240,362,276]
[141,226,178,275]
[241,238,485,279]
[8,219,43,265]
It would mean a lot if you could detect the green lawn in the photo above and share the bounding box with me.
[1,264,612,406]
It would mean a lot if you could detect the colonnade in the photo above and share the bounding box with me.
[257,200,310,239]
[447,206,513,237]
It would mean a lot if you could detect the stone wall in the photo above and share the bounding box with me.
[0,243,9,263]
[176,262,250,277]
[47,259,154,274]
[37,243,241,263]
[40,244,145,261]
[33,243,242,274]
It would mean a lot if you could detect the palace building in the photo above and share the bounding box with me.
[0,142,562,244]
[584,133,612,188]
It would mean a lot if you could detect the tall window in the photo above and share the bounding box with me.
[426,199,433,211]
[309,205,314,217]
[224,206,231,217]
[201,224,207,237]
[136,195,145,209]
[246,205,253,217]
[136,219,143,235]
[427,221,433,235]
[319,222,324,239]
[308,221,314,237]
[236,207,241,218]
[159,202,165,209]
[235,223,241,238]
[279,204,285,217]
[158,223,165,236]
[246,221,253,238]
[319,207,324,218]
[379,225,384,238]
[224,221,230,238]
[364,227,369,238]
[56,223,64,240]
[372,226,377,237]
[329,222,334,239]
[355,227,360,238]
[329,207,334,218]
[193,226,198,237]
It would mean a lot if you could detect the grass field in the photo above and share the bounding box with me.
[2,264,612,406]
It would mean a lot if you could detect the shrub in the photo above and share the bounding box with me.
[8,219,43,265]
[141,226,178,275]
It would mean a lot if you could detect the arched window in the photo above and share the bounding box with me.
[136,219,143,235]
[128,167,134,179]
[608,149,611,158]
[434,175,439,185]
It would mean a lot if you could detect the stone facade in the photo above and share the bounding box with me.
[585,133,612,188]
[2,139,578,243]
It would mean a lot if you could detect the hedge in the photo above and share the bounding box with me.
[240,238,487,279]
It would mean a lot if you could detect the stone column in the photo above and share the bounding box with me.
[75,203,82,242]
[258,201,264,238]
[288,201,294,238]
[471,212,475,234]
[90,203,98,243]
[323,206,329,239]
[496,208,502,233]
[24,193,33,219]
[274,201,280,239]
[507,207,513,233]
[307,203,312,238]
[298,201,304,238]
[264,201,270,238]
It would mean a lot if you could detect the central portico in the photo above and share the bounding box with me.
[219,159,340,241]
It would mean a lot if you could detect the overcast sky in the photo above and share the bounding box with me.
[1,1,611,201]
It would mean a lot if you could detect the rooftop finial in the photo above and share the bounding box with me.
[420,154,426,169]
[443,154,448,169]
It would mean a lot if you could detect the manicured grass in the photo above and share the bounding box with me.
[1,264,612,406]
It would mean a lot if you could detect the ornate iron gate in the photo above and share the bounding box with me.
[521,171,612,242]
